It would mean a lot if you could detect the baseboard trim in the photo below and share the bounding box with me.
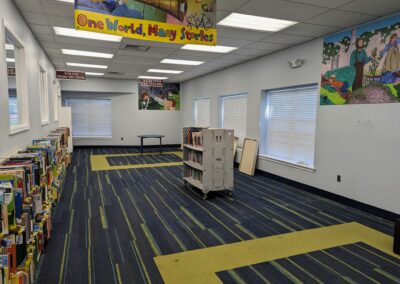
[235,163,399,222]
[74,144,181,149]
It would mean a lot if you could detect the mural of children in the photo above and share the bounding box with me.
[349,38,372,90]
[380,33,400,84]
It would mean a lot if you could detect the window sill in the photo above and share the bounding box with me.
[73,136,113,140]
[41,121,49,126]
[9,125,30,136]
[237,149,315,173]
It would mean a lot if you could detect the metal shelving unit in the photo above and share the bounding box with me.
[182,127,234,199]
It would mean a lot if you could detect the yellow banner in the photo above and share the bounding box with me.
[75,10,217,45]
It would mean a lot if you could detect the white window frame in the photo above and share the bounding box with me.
[219,93,248,147]
[39,64,49,125]
[2,19,30,135]
[193,98,211,127]
[260,84,318,171]
[53,79,60,122]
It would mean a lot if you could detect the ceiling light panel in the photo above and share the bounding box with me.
[138,76,169,80]
[218,13,297,32]
[86,72,104,76]
[62,49,114,59]
[161,59,204,66]
[181,44,237,53]
[5,44,14,50]
[57,0,74,3]
[147,69,183,74]
[66,62,108,69]
[54,27,122,42]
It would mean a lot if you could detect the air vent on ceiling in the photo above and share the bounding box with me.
[122,44,151,52]
[108,71,125,76]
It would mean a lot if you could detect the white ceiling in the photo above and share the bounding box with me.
[12,0,400,82]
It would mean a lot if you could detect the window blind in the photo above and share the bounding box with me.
[194,99,211,127]
[221,94,247,146]
[65,99,112,138]
[263,85,318,168]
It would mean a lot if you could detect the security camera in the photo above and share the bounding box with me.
[288,59,304,68]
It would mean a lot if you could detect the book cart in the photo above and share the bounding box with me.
[182,127,234,200]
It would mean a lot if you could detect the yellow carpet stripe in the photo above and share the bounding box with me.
[306,254,354,283]
[88,218,92,284]
[286,258,323,284]
[227,270,246,284]
[321,250,380,283]
[99,206,108,229]
[263,198,324,227]
[141,223,162,256]
[116,264,123,284]
[271,218,296,232]
[318,211,345,223]
[249,266,271,284]
[180,206,206,230]
[154,222,399,284]
[354,243,400,266]
[341,246,379,267]
[58,234,69,284]
[235,224,257,239]
[88,199,92,218]
[68,209,74,234]
[374,268,400,282]
[124,188,146,223]
[131,240,152,284]
[270,260,302,284]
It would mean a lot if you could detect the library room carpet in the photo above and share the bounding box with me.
[37,147,400,284]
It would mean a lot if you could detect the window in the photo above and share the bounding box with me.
[220,94,247,146]
[261,85,318,168]
[4,20,29,133]
[39,65,49,124]
[194,98,211,127]
[53,80,61,122]
[65,99,112,138]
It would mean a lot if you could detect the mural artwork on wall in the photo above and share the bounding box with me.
[321,14,400,105]
[138,80,180,110]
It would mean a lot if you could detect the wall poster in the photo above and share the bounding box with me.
[321,14,400,105]
[74,0,217,45]
[138,80,180,110]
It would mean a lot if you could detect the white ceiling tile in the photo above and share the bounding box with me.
[286,0,353,8]
[217,0,250,12]
[30,24,53,34]
[217,26,271,41]
[217,37,254,47]
[281,23,341,37]
[112,55,160,65]
[41,2,74,17]
[338,0,400,17]
[14,0,44,13]
[117,49,170,59]
[21,12,48,25]
[306,10,377,28]
[108,63,150,73]
[54,35,121,49]
[237,0,329,22]
[62,56,111,65]
[217,10,230,22]
[260,33,314,45]
[46,15,75,29]
[245,41,288,51]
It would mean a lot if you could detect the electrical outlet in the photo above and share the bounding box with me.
[337,175,341,182]
[121,137,124,141]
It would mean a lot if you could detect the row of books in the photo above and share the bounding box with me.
[186,150,203,165]
[185,168,203,183]
[0,127,70,284]
[185,129,204,146]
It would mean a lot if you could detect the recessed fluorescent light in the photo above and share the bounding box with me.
[218,13,297,32]
[147,69,183,74]
[161,59,204,66]
[62,49,114,59]
[66,62,108,69]
[54,27,122,42]
[181,44,237,53]
[6,58,15,62]
[5,44,14,50]
[138,76,169,80]
[57,0,74,3]
[86,72,104,76]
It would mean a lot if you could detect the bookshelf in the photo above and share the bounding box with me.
[182,127,234,200]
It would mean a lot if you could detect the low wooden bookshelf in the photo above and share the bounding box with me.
[182,127,234,200]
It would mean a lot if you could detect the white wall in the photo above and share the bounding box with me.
[181,39,400,215]
[0,0,58,157]
[61,78,181,146]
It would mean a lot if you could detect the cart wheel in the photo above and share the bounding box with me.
[227,191,233,197]
[202,193,208,200]
[184,180,187,188]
